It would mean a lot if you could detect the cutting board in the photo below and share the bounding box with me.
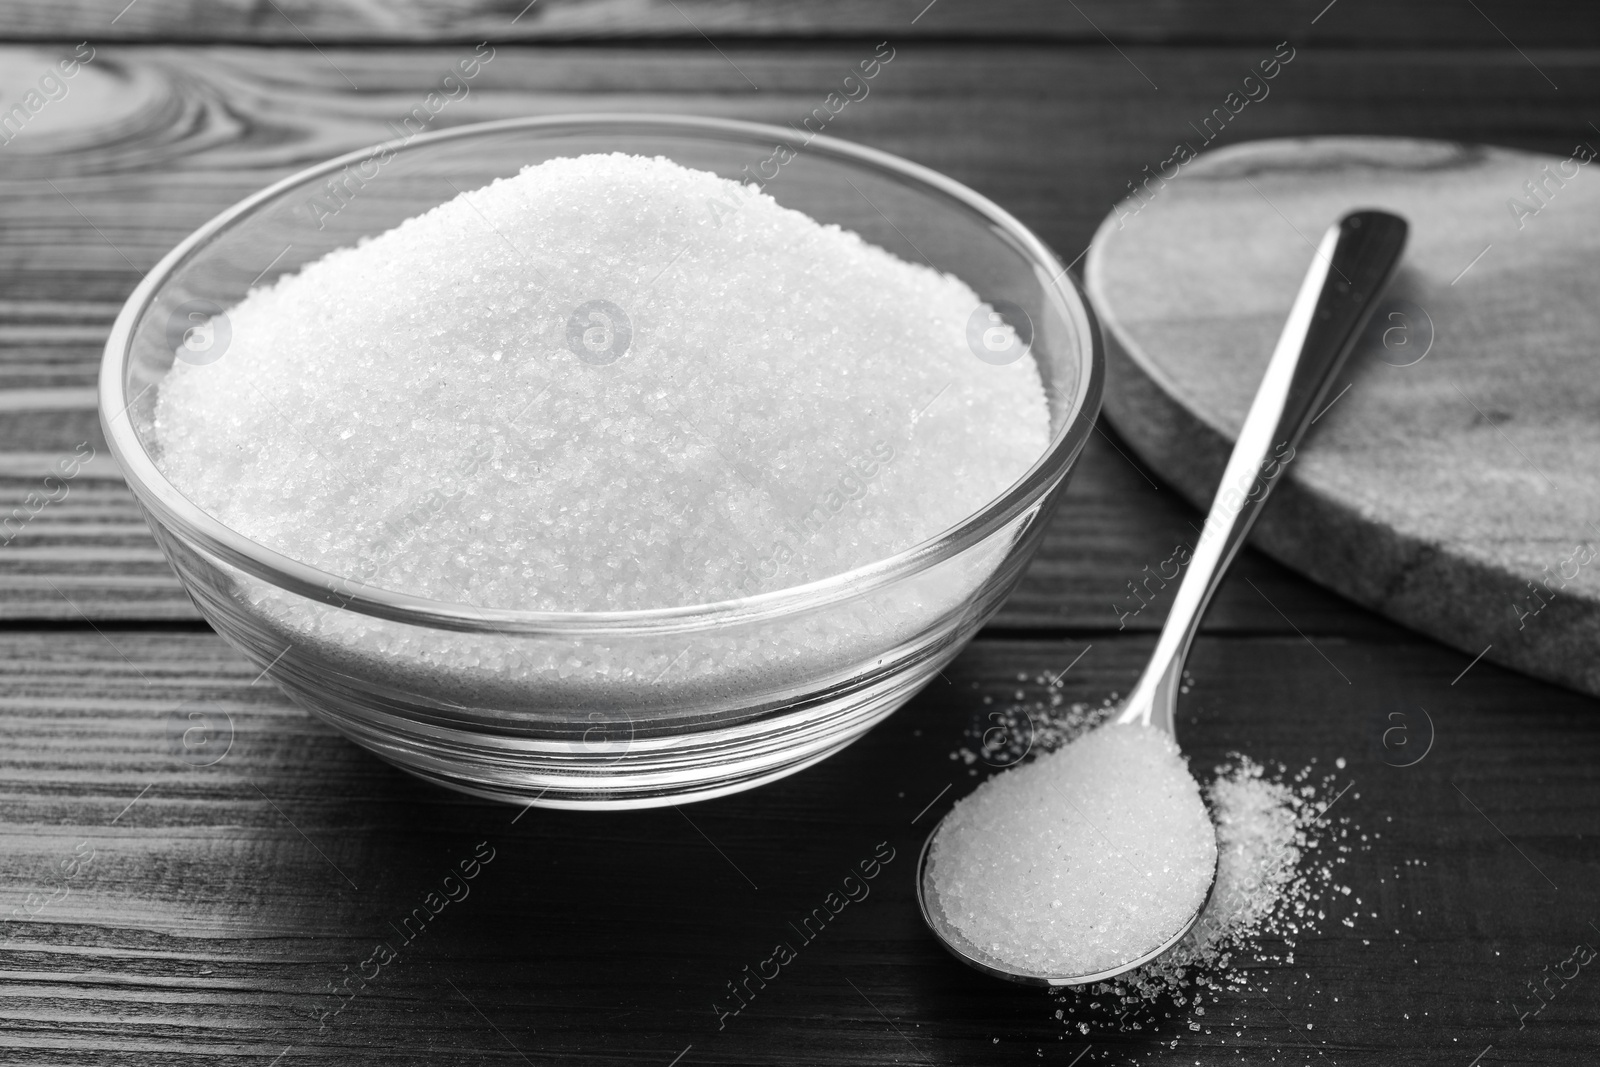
[1085,136,1600,697]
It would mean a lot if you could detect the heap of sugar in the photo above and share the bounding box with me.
[946,676,1362,1043]
[926,722,1217,977]
[152,153,1050,611]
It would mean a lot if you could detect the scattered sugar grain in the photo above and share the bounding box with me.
[954,684,1360,1045]
[1054,758,1356,1045]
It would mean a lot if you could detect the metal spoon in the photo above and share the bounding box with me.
[918,208,1410,986]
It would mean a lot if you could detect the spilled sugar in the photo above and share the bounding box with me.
[1054,757,1354,1056]
[152,153,1050,613]
[1109,757,1322,993]
[927,722,1217,977]
[953,675,1365,1050]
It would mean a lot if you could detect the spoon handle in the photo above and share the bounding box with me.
[1118,209,1409,732]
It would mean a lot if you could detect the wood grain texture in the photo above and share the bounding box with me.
[1088,136,1600,697]
[4,36,1600,1063]
[2,628,1598,1064]
[1,0,1597,47]
[2,43,1597,626]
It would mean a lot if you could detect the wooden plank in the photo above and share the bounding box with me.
[1,629,1597,1063]
[3,42,1596,627]
[0,0,1596,48]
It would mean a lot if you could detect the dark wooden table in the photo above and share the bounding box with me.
[3,3,1599,1063]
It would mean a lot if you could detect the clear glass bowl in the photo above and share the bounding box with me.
[99,114,1102,809]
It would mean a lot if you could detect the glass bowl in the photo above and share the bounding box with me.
[99,114,1102,809]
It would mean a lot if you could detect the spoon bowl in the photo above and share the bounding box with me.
[917,208,1410,985]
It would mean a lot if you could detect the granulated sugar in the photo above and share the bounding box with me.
[1109,757,1331,994]
[927,722,1217,977]
[1052,757,1359,1056]
[952,678,1365,1052]
[153,153,1049,612]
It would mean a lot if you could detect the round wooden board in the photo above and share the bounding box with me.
[1086,136,1600,696]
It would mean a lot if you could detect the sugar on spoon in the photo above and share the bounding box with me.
[917,209,1409,986]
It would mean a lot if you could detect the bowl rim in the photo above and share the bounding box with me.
[99,112,1103,636]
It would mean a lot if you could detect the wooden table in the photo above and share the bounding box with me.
[3,4,1598,1063]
